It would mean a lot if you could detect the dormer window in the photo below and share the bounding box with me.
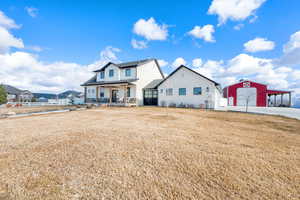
[100,71,104,79]
[125,68,131,77]
[109,69,114,77]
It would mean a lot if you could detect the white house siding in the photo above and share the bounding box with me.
[96,64,120,82]
[86,86,97,99]
[135,60,164,105]
[157,67,220,109]
[120,68,137,80]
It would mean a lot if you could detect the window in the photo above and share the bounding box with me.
[127,87,131,97]
[193,87,202,95]
[125,69,131,77]
[100,71,104,79]
[166,88,173,96]
[206,87,210,93]
[179,88,186,96]
[160,89,163,94]
[109,69,114,77]
[100,92,104,97]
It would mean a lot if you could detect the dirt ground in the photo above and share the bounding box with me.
[0,107,299,199]
[0,105,76,116]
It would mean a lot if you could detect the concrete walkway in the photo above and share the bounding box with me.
[216,106,300,120]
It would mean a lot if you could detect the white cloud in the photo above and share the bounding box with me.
[192,58,203,68]
[158,59,168,67]
[194,60,225,79]
[131,39,148,49]
[172,57,186,68]
[99,46,120,61]
[234,23,244,31]
[227,53,272,75]
[280,31,300,66]
[275,67,292,73]
[0,10,20,29]
[0,46,121,93]
[133,17,168,41]
[188,25,215,42]
[283,31,300,53]
[0,26,24,53]
[244,37,275,53]
[27,45,43,52]
[291,70,300,81]
[208,0,266,25]
[25,7,38,18]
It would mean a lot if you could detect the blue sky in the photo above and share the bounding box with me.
[0,0,300,100]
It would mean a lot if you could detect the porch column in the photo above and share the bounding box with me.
[96,86,99,103]
[124,85,127,105]
[84,87,87,103]
[281,94,283,106]
[109,88,112,104]
[274,94,277,107]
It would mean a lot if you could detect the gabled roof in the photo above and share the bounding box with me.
[93,59,157,72]
[143,79,164,89]
[223,80,267,89]
[156,65,220,88]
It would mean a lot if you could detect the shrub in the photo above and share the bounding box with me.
[186,104,195,108]
[177,103,186,108]
[168,102,177,108]
[160,101,166,107]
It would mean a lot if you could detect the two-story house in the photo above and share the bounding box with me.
[81,59,164,106]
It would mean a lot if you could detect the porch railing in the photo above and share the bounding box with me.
[87,97,136,104]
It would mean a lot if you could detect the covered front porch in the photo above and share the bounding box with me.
[90,83,137,106]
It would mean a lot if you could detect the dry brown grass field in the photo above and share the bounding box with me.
[0,107,299,199]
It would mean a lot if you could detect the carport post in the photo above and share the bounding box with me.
[281,94,283,106]
[289,92,292,107]
[274,94,277,107]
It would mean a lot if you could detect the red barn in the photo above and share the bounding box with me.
[223,80,292,107]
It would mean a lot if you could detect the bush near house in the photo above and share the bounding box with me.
[0,86,7,105]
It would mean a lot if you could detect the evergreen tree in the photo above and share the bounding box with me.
[0,85,7,105]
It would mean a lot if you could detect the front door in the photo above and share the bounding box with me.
[111,90,118,103]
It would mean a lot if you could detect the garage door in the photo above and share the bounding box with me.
[143,89,158,106]
[237,88,257,106]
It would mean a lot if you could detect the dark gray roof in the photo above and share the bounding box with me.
[143,79,164,89]
[1,84,22,95]
[81,79,138,86]
[93,59,155,72]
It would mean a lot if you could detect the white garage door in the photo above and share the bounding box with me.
[237,88,257,106]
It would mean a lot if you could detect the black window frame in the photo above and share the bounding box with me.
[125,68,131,77]
[179,88,186,96]
[193,87,202,95]
[100,71,105,79]
[127,87,131,97]
[109,69,114,77]
[166,88,173,96]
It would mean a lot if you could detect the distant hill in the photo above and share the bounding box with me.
[58,90,81,98]
[33,90,81,99]
[33,93,57,99]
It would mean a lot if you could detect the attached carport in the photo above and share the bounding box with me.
[143,79,163,106]
[267,90,292,107]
